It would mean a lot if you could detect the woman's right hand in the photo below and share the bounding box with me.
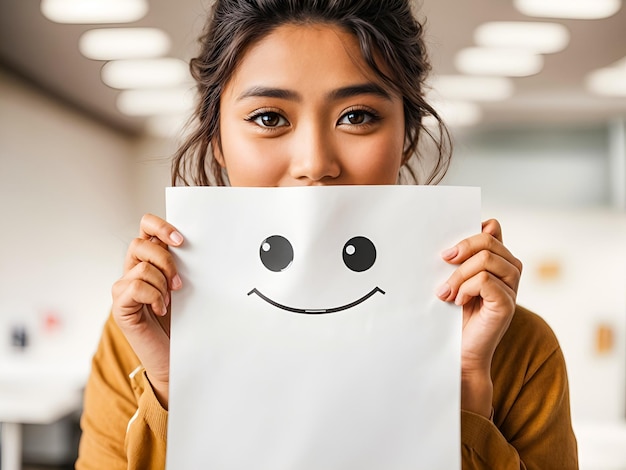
[111,213,184,409]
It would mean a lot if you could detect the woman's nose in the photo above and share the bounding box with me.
[288,124,341,183]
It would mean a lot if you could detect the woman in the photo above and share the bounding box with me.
[76,0,578,468]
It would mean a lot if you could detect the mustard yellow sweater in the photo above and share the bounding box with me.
[76,305,578,469]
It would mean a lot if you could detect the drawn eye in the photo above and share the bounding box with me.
[343,236,376,272]
[259,235,294,272]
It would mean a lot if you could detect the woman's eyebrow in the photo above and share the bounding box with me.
[236,83,392,102]
[327,83,392,101]
[237,87,301,101]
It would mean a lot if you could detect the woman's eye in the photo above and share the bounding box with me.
[338,110,377,126]
[250,112,288,128]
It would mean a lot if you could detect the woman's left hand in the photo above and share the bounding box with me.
[437,219,523,418]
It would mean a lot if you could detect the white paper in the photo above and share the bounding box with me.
[166,185,480,470]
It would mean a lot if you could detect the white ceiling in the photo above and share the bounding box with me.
[1,0,625,136]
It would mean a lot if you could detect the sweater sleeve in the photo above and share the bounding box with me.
[76,313,168,470]
[461,306,578,469]
[461,411,523,468]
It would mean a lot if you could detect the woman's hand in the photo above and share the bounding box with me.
[111,214,184,409]
[436,219,522,418]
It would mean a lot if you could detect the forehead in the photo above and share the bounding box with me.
[224,23,386,95]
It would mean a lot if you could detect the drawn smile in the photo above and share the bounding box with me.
[247,287,385,314]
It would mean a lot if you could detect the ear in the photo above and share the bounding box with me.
[211,136,226,168]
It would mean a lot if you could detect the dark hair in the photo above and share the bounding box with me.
[171,0,451,186]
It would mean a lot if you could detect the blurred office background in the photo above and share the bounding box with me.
[0,0,625,468]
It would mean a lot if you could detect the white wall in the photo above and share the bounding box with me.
[0,68,138,378]
[443,126,611,209]
[132,136,177,219]
[491,208,626,422]
[443,124,626,423]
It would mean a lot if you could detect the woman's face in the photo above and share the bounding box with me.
[215,24,406,187]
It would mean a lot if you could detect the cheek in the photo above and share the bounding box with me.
[340,132,404,184]
[219,123,288,187]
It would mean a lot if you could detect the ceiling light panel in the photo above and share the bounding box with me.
[116,88,196,116]
[145,114,190,138]
[614,57,626,70]
[455,47,544,77]
[475,22,570,54]
[514,0,622,19]
[102,58,191,89]
[40,0,148,24]
[424,100,483,128]
[586,59,626,97]
[80,28,170,60]
[429,75,515,102]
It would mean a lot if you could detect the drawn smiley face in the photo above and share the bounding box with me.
[247,235,385,314]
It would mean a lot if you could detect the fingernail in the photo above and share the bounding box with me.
[436,283,451,299]
[441,246,458,260]
[170,231,183,245]
[165,292,170,307]
[171,274,182,290]
[454,293,463,306]
[154,303,166,316]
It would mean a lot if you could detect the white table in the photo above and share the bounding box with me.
[0,355,86,470]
